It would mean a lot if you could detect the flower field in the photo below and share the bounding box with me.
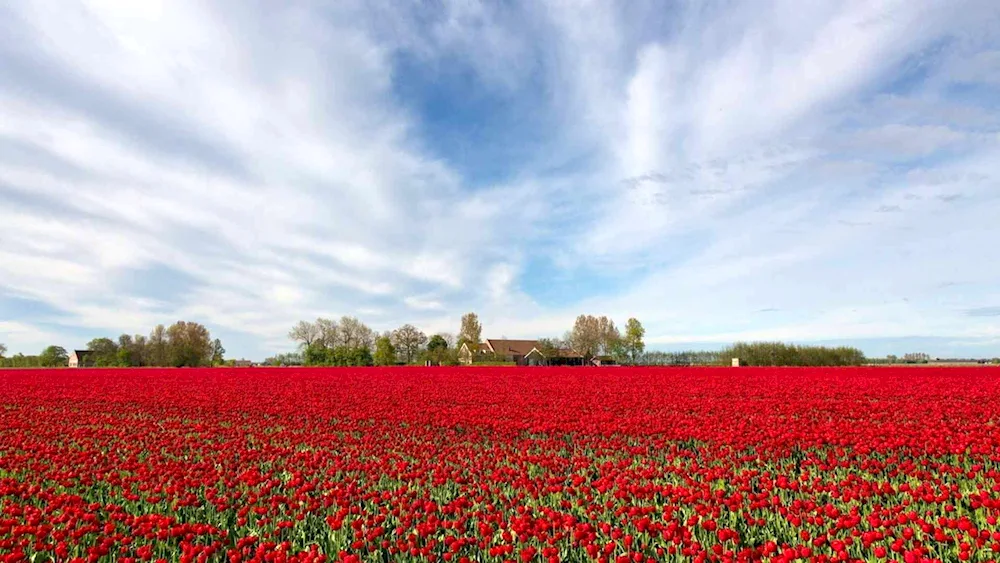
[1,367,999,563]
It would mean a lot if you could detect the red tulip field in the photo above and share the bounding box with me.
[1,367,999,563]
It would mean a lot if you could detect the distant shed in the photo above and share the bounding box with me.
[68,350,94,368]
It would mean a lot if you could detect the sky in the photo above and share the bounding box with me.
[1,0,999,361]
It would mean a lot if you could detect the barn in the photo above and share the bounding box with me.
[68,350,94,368]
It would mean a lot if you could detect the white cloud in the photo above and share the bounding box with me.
[2,0,999,358]
[0,322,61,354]
[403,296,444,311]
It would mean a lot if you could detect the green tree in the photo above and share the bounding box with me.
[1,352,38,368]
[303,343,328,366]
[373,335,396,366]
[165,321,213,367]
[87,337,120,367]
[720,341,865,366]
[327,346,373,367]
[597,316,620,356]
[0,343,6,358]
[425,334,450,365]
[211,338,226,365]
[148,324,168,367]
[116,334,136,367]
[621,318,646,365]
[39,345,69,367]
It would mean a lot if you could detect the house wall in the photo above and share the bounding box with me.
[458,345,473,365]
[524,350,545,366]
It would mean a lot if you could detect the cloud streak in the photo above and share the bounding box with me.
[1,0,999,359]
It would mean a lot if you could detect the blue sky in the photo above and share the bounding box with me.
[1,0,999,360]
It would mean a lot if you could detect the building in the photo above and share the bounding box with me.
[590,355,618,367]
[458,341,492,365]
[459,339,585,366]
[68,350,94,368]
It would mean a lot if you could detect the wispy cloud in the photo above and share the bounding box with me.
[967,307,1000,318]
[2,0,999,359]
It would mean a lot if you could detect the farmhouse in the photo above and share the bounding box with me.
[459,339,585,366]
[68,350,94,368]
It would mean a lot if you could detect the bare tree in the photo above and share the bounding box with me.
[338,316,374,350]
[568,315,602,360]
[458,312,482,347]
[315,318,338,348]
[288,320,320,349]
[391,324,427,364]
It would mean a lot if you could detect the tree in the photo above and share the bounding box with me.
[597,316,620,356]
[132,335,148,366]
[426,334,450,365]
[87,337,120,367]
[536,338,562,365]
[165,321,213,367]
[337,316,374,350]
[720,342,864,366]
[373,334,396,366]
[391,324,427,364]
[621,318,646,365]
[211,338,226,365]
[149,324,168,367]
[0,343,6,358]
[438,332,456,349]
[315,318,339,348]
[568,315,602,360]
[288,320,320,349]
[458,312,482,348]
[263,352,304,366]
[39,345,68,367]
[116,334,137,367]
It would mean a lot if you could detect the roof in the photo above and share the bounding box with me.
[72,350,94,357]
[458,342,493,353]
[553,348,583,359]
[484,339,539,356]
[484,339,584,359]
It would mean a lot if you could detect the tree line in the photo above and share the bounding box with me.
[0,321,223,368]
[283,313,646,366]
[720,341,865,366]
[10,319,971,369]
[639,342,866,366]
[0,345,72,368]
[286,316,474,366]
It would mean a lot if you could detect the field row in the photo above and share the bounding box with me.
[1,367,999,562]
